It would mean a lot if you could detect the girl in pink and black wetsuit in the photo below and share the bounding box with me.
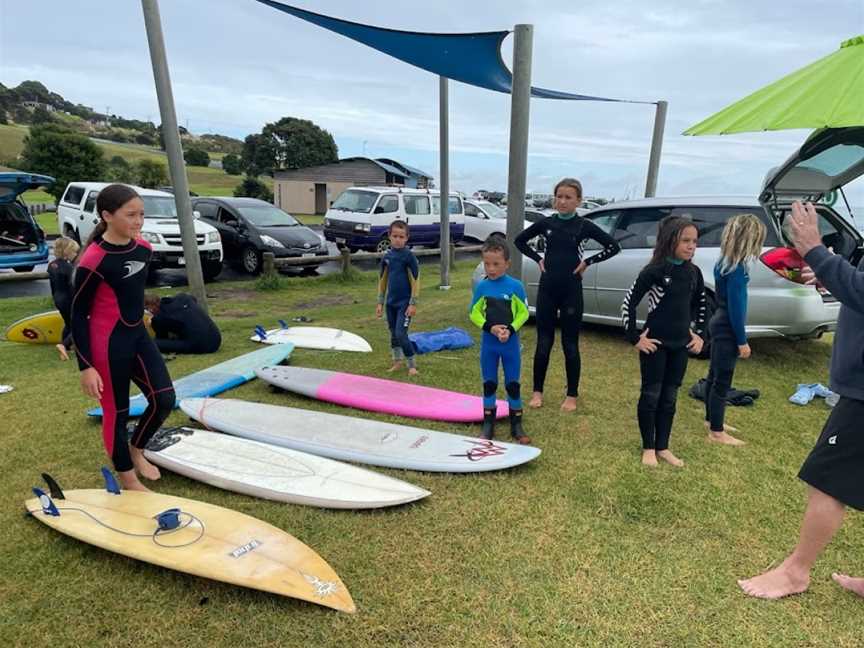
[71,184,174,491]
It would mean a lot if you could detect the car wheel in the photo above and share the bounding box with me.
[202,259,222,282]
[241,245,262,274]
[13,266,35,273]
[375,236,391,254]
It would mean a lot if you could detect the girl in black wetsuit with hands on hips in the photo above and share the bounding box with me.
[514,178,621,411]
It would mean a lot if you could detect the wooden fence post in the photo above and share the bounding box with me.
[262,251,275,276]
[340,247,352,277]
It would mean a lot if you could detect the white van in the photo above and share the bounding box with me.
[322,186,465,252]
[57,182,224,280]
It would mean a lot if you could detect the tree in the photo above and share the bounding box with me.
[184,147,210,167]
[18,123,106,202]
[107,155,135,184]
[241,117,338,176]
[136,158,168,188]
[234,175,273,202]
[31,105,54,125]
[135,131,157,146]
[222,153,242,176]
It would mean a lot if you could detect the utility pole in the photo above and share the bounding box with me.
[644,100,668,198]
[438,76,450,290]
[505,24,533,281]
[141,0,208,311]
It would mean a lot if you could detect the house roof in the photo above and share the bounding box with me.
[375,158,432,179]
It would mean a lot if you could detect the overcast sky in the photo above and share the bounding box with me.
[2,0,862,205]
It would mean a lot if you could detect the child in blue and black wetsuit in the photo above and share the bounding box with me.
[376,220,420,375]
[469,235,531,444]
[705,213,766,446]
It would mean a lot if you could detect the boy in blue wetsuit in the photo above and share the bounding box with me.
[376,220,420,375]
[469,235,531,444]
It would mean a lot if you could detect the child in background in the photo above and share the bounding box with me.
[72,184,174,492]
[48,236,80,361]
[704,214,767,446]
[469,235,531,444]
[622,216,706,467]
[375,220,420,375]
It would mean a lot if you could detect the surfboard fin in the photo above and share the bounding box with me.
[41,473,65,500]
[254,325,268,340]
[32,487,60,516]
[278,319,288,329]
[101,467,121,494]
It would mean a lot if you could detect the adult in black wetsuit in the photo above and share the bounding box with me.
[514,178,620,411]
[144,293,221,354]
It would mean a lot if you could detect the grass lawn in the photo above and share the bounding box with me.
[34,210,58,237]
[0,263,861,647]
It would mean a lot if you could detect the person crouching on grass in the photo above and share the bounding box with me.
[469,234,531,444]
[621,216,706,467]
[375,220,420,375]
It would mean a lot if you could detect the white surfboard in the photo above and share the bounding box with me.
[251,325,372,353]
[144,426,430,509]
[181,398,541,473]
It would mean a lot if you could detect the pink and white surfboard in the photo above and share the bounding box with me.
[255,366,508,422]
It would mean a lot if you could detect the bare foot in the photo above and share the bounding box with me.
[708,431,746,446]
[738,562,810,600]
[387,362,404,373]
[130,446,161,481]
[528,392,543,408]
[117,470,151,492]
[560,396,578,412]
[657,449,684,467]
[642,450,658,467]
[56,344,69,361]
[407,367,419,376]
[832,573,864,598]
[705,421,738,433]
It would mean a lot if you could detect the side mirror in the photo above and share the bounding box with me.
[193,210,201,219]
[374,206,386,214]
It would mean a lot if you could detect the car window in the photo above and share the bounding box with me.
[465,202,480,217]
[617,208,668,249]
[194,201,218,219]
[524,210,545,223]
[670,206,779,247]
[431,196,461,215]
[375,195,398,214]
[405,195,431,216]
[778,206,855,256]
[582,211,621,250]
[83,191,98,214]
[331,190,377,213]
[218,207,238,225]
[62,185,85,206]
[238,205,299,227]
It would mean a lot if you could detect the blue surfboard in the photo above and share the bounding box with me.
[87,344,293,418]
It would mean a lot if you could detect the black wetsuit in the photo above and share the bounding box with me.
[514,214,620,397]
[47,257,75,350]
[151,293,221,354]
[622,260,707,450]
[72,237,174,473]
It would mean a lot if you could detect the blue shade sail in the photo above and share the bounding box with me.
[255,1,650,104]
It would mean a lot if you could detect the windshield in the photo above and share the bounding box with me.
[432,196,462,215]
[330,190,377,213]
[142,196,179,218]
[478,201,506,218]
[237,205,299,227]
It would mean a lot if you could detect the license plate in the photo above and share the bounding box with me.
[335,237,346,244]
[178,256,185,265]
[302,253,315,258]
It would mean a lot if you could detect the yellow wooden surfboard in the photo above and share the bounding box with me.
[6,311,154,344]
[25,479,356,613]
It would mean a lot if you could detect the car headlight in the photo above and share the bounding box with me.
[207,231,220,243]
[29,244,37,251]
[141,231,161,244]
[354,223,371,232]
[324,218,331,227]
[260,234,285,248]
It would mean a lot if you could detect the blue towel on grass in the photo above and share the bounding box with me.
[409,327,474,355]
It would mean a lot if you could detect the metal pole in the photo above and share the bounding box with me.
[438,75,450,290]
[141,0,208,311]
[644,100,668,198]
[506,24,533,280]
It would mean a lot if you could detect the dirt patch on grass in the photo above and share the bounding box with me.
[206,288,258,302]
[293,294,355,309]
[217,310,258,318]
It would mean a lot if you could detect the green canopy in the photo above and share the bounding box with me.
[685,35,864,135]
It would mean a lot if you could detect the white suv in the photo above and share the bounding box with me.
[57,182,223,280]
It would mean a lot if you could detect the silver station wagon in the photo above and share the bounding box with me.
[473,127,864,344]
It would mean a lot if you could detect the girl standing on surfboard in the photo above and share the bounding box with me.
[514,178,621,412]
[71,184,174,492]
